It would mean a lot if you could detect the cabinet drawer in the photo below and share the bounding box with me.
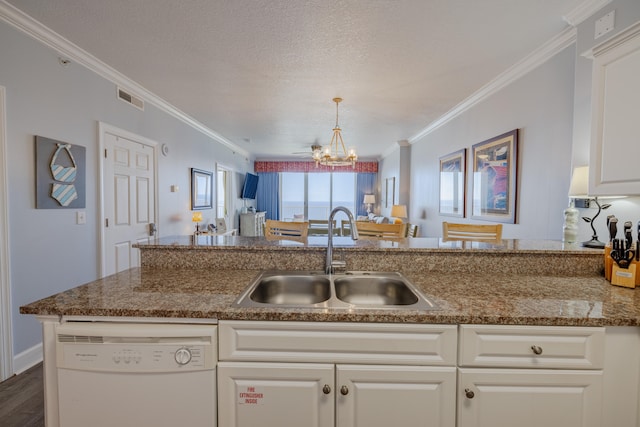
[219,321,457,365]
[459,325,605,369]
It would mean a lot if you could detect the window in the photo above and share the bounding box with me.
[281,172,356,220]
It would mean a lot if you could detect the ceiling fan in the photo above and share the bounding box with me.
[291,144,322,158]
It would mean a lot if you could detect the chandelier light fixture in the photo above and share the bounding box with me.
[313,97,357,168]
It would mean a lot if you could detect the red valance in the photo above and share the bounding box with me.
[254,161,378,173]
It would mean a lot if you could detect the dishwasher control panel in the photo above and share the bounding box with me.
[55,323,217,372]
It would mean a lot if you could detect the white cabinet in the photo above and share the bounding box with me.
[587,21,640,196]
[336,364,455,427]
[458,325,605,427]
[218,362,456,427]
[218,362,334,427]
[458,369,602,427]
[240,212,266,236]
[218,321,457,427]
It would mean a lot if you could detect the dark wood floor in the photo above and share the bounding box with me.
[0,363,44,427]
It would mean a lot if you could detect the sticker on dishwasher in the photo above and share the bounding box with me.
[238,386,264,405]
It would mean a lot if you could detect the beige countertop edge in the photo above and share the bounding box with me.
[138,245,602,256]
[134,237,604,255]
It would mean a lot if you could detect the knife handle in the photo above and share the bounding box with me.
[609,218,618,242]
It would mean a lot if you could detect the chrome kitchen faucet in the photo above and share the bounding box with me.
[325,207,359,274]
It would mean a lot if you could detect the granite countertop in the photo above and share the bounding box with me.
[20,267,640,327]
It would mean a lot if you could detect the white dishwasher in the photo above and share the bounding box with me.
[55,322,217,427]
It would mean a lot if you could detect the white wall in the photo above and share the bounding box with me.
[378,141,412,219]
[407,44,577,239]
[378,146,399,217]
[0,20,251,360]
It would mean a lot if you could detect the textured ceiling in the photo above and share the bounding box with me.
[7,0,588,160]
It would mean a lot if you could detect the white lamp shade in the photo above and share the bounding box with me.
[568,166,589,198]
[390,204,407,218]
[363,194,376,204]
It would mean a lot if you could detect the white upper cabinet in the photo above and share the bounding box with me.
[587,21,640,196]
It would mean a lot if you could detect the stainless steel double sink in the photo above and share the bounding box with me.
[233,271,438,310]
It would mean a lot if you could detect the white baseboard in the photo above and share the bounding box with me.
[13,342,42,375]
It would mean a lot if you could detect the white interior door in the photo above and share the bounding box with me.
[101,124,157,276]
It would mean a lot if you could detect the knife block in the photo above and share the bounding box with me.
[604,244,613,281]
[611,261,638,288]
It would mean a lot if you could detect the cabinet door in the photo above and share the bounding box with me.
[336,364,456,427]
[458,368,602,427]
[588,22,640,196]
[218,362,334,427]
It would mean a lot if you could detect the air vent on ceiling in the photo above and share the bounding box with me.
[117,86,144,111]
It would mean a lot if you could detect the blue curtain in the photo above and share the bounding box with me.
[356,173,377,217]
[256,172,279,220]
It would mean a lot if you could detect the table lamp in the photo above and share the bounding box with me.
[192,211,203,235]
[363,194,375,215]
[568,166,610,248]
[390,204,408,224]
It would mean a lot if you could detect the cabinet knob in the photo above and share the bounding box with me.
[531,345,543,355]
[322,384,331,395]
[464,388,475,399]
[340,385,349,395]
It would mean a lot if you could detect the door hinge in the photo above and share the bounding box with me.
[104,148,107,158]
[105,218,109,228]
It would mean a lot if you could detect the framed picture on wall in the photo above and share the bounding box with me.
[471,129,519,223]
[191,168,213,210]
[439,149,466,217]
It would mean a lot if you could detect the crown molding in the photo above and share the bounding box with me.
[0,1,250,159]
[583,20,640,59]
[408,26,577,145]
[563,0,612,27]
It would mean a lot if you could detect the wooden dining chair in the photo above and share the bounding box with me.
[264,220,309,237]
[341,220,352,236]
[356,222,407,239]
[442,222,502,241]
[308,219,339,236]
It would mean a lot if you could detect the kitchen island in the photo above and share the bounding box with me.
[21,236,638,326]
[20,237,640,427]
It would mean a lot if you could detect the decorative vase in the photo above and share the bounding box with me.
[563,200,579,243]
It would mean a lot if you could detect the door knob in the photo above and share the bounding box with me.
[340,385,349,395]
[464,388,475,399]
[322,384,331,394]
[531,345,543,355]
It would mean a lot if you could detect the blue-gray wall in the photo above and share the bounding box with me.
[405,44,577,239]
[0,18,251,360]
[396,0,640,239]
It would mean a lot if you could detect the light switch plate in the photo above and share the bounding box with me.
[76,211,86,225]
[595,10,615,39]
